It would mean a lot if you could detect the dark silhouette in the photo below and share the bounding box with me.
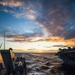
[0,48,27,75]
[57,46,75,66]
[9,47,13,50]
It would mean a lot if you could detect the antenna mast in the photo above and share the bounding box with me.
[0,43,2,49]
[4,31,5,50]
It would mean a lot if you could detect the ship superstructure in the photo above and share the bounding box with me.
[0,31,27,75]
[0,49,27,75]
[57,47,75,65]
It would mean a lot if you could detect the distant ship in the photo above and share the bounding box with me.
[57,47,75,66]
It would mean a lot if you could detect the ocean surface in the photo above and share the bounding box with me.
[15,53,75,75]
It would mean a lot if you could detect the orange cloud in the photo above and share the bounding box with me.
[47,36,75,47]
[34,36,75,47]
[0,0,23,7]
[6,34,75,47]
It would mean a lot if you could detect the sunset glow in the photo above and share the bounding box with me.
[0,0,75,52]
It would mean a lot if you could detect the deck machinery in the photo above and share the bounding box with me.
[0,49,27,75]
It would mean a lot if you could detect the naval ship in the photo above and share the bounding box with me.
[0,47,27,75]
[57,47,75,66]
[0,31,27,75]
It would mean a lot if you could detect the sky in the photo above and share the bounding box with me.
[0,0,75,52]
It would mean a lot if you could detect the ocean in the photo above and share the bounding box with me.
[15,53,75,75]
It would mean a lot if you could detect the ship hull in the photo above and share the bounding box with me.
[62,59,75,66]
[58,49,75,66]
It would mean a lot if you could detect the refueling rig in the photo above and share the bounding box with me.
[0,48,27,75]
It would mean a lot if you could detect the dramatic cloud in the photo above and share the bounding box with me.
[0,0,75,47]
[35,0,75,39]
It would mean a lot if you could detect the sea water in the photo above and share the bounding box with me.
[15,53,75,75]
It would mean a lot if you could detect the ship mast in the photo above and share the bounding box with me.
[4,31,5,50]
[0,43,2,49]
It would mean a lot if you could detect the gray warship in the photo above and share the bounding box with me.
[57,47,75,66]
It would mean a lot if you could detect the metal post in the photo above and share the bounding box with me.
[4,31,5,50]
